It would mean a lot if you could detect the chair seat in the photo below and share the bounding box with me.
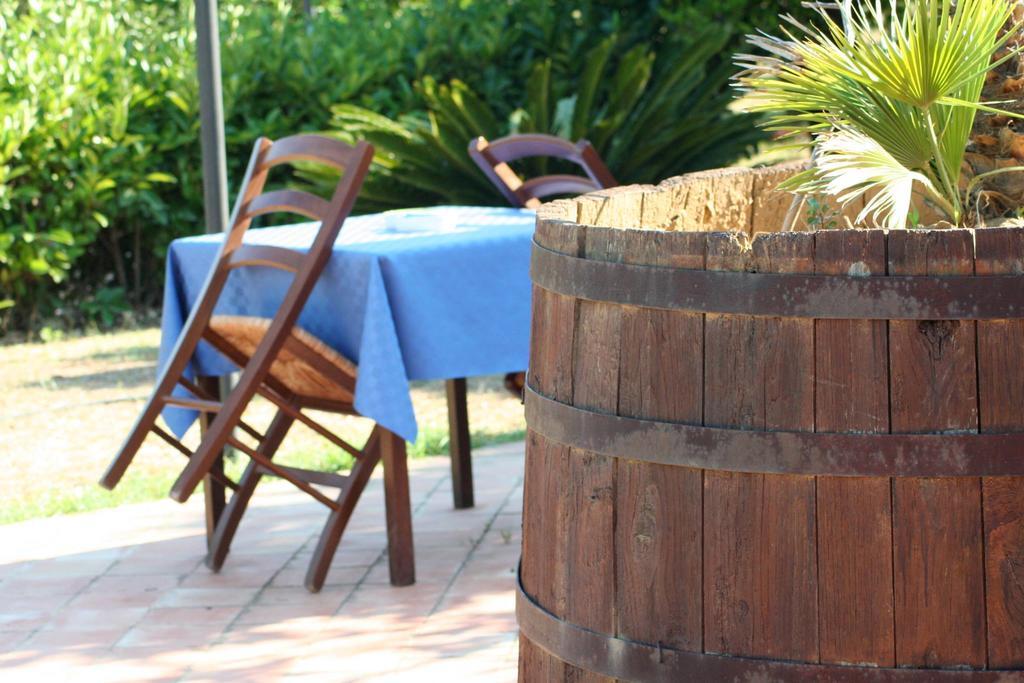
[208,315,356,403]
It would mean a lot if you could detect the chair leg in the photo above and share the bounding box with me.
[304,428,384,592]
[207,461,259,571]
[381,429,415,587]
[100,394,166,490]
[204,455,227,550]
[100,307,219,490]
[207,410,295,571]
[169,363,270,503]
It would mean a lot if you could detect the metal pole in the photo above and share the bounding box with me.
[194,0,235,391]
[194,0,230,540]
[195,0,229,236]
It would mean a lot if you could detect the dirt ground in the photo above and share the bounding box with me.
[0,327,526,523]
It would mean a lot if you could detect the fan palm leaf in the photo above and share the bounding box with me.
[735,0,1022,227]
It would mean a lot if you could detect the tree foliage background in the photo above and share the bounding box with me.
[0,0,813,335]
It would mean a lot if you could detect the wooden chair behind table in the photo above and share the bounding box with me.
[468,133,617,395]
[99,134,415,592]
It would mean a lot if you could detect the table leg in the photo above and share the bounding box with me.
[197,375,226,551]
[446,377,474,509]
[381,428,415,586]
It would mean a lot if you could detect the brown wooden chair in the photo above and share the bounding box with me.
[467,133,617,209]
[469,133,617,397]
[99,134,415,592]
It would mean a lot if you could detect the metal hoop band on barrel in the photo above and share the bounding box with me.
[517,565,1022,682]
[531,240,1024,320]
[525,386,1024,477]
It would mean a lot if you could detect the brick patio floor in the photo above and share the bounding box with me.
[0,442,524,682]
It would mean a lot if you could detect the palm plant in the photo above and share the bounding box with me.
[309,27,765,213]
[735,0,1024,229]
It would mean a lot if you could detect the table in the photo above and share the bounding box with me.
[160,206,535,570]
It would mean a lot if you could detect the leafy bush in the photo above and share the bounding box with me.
[1,0,813,335]
[331,0,826,211]
[316,24,765,211]
[1,2,160,326]
[660,0,820,37]
[0,0,399,332]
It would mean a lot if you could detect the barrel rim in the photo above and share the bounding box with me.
[525,385,1024,477]
[531,239,1024,320]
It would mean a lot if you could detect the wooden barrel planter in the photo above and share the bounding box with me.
[518,162,1024,681]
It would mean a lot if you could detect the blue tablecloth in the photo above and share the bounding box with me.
[160,206,536,442]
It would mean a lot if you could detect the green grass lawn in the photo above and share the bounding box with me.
[0,327,526,524]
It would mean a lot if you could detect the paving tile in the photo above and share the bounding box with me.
[213,551,298,570]
[502,492,523,508]
[0,447,526,680]
[232,603,341,626]
[290,546,383,568]
[284,556,374,579]
[180,658,296,683]
[0,647,40,670]
[283,624,430,674]
[340,584,446,621]
[81,649,199,682]
[0,575,93,598]
[45,606,147,631]
[378,641,519,683]
[152,587,260,609]
[217,618,339,644]
[125,535,209,557]
[0,593,72,613]
[400,530,479,549]
[458,554,519,581]
[115,621,228,649]
[106,555,203,576]
[0,609,53,632]
[362,553,465,585]
[0,630,31,650]
[418,496,506,517]
[25,626,130,650]
[251,585,352,608]
[268,565,366,588]
[287,648,424,680]
[411,617,519,656]
[184,634,298,669]
[328,531,393,549]
[138,606,243,628]
[178,566,276,589]
[67,574,181,609]
[0,562,32,582]
[442,577,518,609]
[0,649,128,683]
[22,557,118,579]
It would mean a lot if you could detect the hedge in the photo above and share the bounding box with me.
[0,0,812,335]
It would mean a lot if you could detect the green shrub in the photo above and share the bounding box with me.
[0,0,198,331]
[0,0,398,331]
[659,0,820,36]
[314,25,764,211]
[1,0,814,336]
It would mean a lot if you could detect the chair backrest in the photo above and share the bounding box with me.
[468,134,617,208]
[172,134,373,384]
[221,134,371,270]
